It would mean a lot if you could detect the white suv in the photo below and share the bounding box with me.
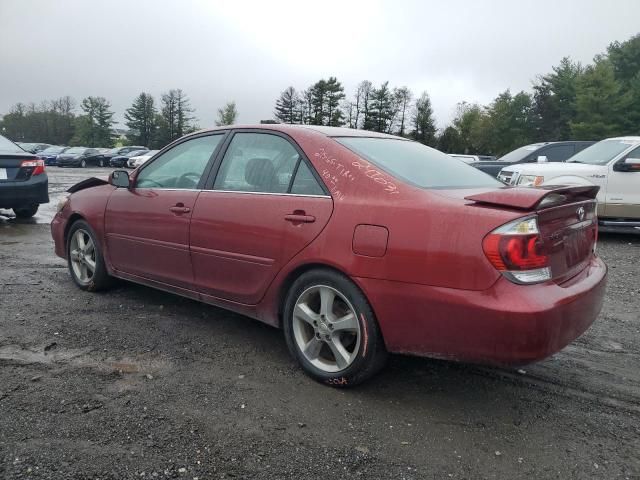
[498,137,640,233]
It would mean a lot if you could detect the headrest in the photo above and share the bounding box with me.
[245,157,276,189]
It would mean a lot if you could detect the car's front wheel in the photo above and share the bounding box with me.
[80,159,87,168]
[98,158,105,167]
[283,269,388,387]
[13,204,38,219]
[67,220,113,291]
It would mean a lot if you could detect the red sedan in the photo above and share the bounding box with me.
[51,125,607,386]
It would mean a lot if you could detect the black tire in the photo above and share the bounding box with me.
[13,204,38,219]
[66,219,113,291]
[80,159,87,168]
[98,158,105,167]
[283,268,388,387]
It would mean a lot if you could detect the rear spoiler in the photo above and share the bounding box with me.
[67,176,110,193]
[465,185,600,210]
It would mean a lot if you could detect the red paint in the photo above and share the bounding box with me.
[51,125,607,366]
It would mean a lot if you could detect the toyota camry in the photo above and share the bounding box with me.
[51,125,607,386]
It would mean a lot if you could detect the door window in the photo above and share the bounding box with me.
[541,145,575,162]
[291,161,325,195]
[136,135,223,189]
[213,133,300,193]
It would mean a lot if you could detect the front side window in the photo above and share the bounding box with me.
[214,133,300,193]
[136,135,223,189]
[336,137,501,189]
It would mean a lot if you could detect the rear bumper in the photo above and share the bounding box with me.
[357,256,607,365]
[0,174,49,208]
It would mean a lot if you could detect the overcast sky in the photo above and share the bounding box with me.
[1,0,639,129]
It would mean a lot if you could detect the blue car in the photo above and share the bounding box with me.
[38,146,70,166]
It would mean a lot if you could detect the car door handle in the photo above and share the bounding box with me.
[285,213,315,223]
[169,204,191,214]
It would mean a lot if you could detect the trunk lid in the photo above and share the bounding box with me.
[0,152,39,182]
[465,185,599,283]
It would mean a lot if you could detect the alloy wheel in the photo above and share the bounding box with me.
[69,229,96,285]
[292,285,361,373]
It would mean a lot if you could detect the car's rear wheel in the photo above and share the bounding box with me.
[283,269,387,387]
[67,220,113,291]
[13,204,38,219]
[98,158,105,167]
[80,159,87,168]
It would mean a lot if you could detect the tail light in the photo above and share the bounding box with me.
[20,159,46,176]
[482,216,551,284]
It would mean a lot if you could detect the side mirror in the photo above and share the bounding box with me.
[109,170,131,188]
[537,155,548,163]
[614,157,640,172]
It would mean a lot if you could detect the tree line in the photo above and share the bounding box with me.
[274,33,640,156]
[0,90,238,149]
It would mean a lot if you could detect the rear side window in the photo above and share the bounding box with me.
[542,145,575,162]
[291,161,325,195]
[335,137,501,189]
[214,133,300,193]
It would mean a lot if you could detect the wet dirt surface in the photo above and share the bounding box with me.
[1,169,639,479]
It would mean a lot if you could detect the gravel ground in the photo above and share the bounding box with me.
[0,167,639,479]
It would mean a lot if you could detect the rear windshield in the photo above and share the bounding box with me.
[0,135,26,154]
[567,139,638,165]
[335,137,501,189]
[497,144,544,163]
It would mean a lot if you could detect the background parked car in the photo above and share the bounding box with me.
[56,147,103,168]
[16,142,52,154]
[39,146,70,166]
[449,154,496,164]
[474,141,595,179]
[98,146,147,165]
[498,136,640,233]
[0,134,49,218]
[128,150,159,168]
[110,149,149,168]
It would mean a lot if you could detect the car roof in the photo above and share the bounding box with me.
[192,124,404,140]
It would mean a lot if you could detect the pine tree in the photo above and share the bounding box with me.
[324,77,345,127]
[157,89,196,145]
[274,87,299,124]
[571,59,628,139]
[368,82,394,133]
[124,92,157,147]
[532,57,583,140]
[309,80,327,125]
[411,92,437,146]
[394,87,412,136]
[71,96,114,147]
[216,101,238,126]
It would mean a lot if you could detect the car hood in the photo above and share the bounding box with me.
[58,154,82,159]
[67,176,110,193]
[500,162,605,175]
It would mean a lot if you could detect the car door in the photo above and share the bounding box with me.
[604,145,640,218]
[190,131,333,304]
[104,133,226,289]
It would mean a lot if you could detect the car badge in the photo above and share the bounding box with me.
[577,206,585,221]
